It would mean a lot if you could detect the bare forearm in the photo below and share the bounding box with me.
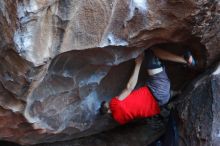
[117,89,131,101]
[126,62,141,90]
[118,55,143,100]
[152,48,187,64]
[118,63,141,100]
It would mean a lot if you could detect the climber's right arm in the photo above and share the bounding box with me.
[117,53,144,101]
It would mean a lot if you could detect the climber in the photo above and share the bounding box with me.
[99,47,196,125]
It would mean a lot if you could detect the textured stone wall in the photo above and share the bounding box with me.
[175,63,220,146]
[0,0,219,145]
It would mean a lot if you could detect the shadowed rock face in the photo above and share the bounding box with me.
[0,0,219,145]
[175,63,220,146]
[34,118,166,146]
[26,47,139,133]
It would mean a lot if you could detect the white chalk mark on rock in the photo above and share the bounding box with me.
[133,0,148,11]
[100,33,128,47]
[213,65,220,75]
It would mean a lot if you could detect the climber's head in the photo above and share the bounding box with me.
[99,101,111,115]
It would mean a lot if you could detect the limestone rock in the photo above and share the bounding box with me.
[0,0,219,145]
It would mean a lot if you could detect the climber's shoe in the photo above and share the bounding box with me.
[184,51,196,67]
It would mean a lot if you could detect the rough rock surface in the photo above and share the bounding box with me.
[175,63,220,146]
[34,117,166,146]
[0,0,219,145]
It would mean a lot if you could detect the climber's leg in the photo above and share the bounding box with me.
[152,47,196,66]
[145,49,171,106]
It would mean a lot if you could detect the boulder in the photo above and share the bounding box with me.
[0,0,219,145]
[175,63,220,146]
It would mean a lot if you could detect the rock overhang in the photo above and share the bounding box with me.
[0,0,219,145]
